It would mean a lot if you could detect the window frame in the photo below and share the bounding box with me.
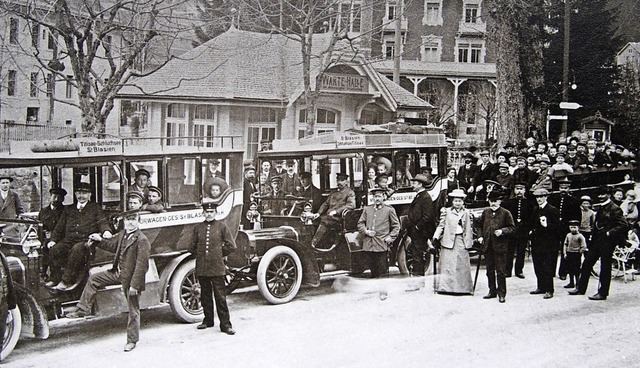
[423,0,443,26]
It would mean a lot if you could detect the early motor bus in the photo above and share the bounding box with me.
[223,130,449,304]
[0,135,243,357]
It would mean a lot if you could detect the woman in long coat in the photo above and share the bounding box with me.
[432,189,474,294]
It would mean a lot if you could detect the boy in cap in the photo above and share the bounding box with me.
[126,191,145,211]
[187,202,237,334]
[66,210,150,352]
[310,173,356,249]
[128,169,150,199]
[562,220,587,289]
[357,188,400,278]
[143,186,165,213]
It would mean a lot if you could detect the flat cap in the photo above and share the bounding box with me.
[532,188,549,197]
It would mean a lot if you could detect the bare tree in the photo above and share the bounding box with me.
[0,0,189,133]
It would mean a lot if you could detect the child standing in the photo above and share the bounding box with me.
[563,220,587,289]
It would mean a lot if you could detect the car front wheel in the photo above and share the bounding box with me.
[257,246,302,304]
[168,259,203,323]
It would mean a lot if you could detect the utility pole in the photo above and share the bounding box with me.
[561,0,570,139]
[393,0,402,84]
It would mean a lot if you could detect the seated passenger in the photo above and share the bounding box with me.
[310,173,356,248]
[204,177,228,201]
[293,172,323,213]
[282,160,300,195]
[143,186,165,213]
[47,182,113,291]
[375,174,395,199]
[128,169,150,199]
[39,187,67,280]
[127,191,144,211]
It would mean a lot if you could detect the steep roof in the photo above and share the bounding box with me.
[119,28,432,110]
[617,42,640,57]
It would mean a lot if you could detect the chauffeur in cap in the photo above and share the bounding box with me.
[310,173,356,249]
[502,181,534,278]
[262,175,287,215]
[66,209,151,352]
[570,185,627,300]
[187,202,237,334]
[528,188,561,299]
[357,187,400,278]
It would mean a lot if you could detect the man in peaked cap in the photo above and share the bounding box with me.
[66,209,151,352]
[570,185,627,300]
[357,187,400,278]
[186,201,237,335]
[548,177,581,280]
[502,180,535,278]
[310,172,356,250]
[262,175,287,215]
[129,169,151,199]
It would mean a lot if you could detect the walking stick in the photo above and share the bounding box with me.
[428,239,438,293]
[473,247,483,296]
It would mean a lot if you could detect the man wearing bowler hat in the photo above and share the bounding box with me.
[47,182,113,291]
[0,174,24,220]
[403,174,437,276]
[529,188,561,299]
[310,173,356,249]
[569,185,627,300]
[39,187,67,280]
[66,210,150,352]
[187,202,237,334]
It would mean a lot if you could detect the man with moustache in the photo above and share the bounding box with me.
[548,177,581,280]
[39,187,67,281]
[403,174,437,276]
[310,173,356,249]
[476,191,515,303]
[502,181,534,278]
[529,189,561,299]
[569,185,627,300]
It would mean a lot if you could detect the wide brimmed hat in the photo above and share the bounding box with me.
[449,189,467,199]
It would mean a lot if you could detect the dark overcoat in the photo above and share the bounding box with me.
[475,207,515,253]
[188,220,236,277]
[98,229,151,291]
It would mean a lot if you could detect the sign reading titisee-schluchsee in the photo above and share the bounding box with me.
[317,73,368,93]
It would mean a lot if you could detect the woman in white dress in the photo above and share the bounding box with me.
[432,189,474,295]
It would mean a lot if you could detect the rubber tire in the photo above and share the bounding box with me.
[397,238,430,276]
[1,308,21,362]
[257,246,302,304]
[168,259,203,323]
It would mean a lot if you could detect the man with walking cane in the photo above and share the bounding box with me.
[475,191,515,303]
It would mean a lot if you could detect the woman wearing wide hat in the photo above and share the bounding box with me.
[432,189,474,294]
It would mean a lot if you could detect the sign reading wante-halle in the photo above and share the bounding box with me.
[317,73,368,93]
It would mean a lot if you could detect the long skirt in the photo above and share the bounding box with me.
[437,234,473,294]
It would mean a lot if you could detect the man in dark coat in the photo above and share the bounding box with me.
[404,174,437,276]
[242,165,257,229]
[47,182,113,291]
[310,173,356,249]
[456,153,477,194]
[38,187,67,280]
[187,202,237,334]
[476,191,515,303]
[262,175,288,215]
[529,189,561,299]
[0,175,24,220]
[548,177,581,280]
[502,181,534,278]
[66,210,150,352]
[470,150,497,201]
[294,172,323,213]
[569,185,627,300]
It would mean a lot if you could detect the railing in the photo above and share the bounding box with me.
[0,122,76,152]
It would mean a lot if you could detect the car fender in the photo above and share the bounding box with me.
[158,253,193,303]
[13,283,48,340]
